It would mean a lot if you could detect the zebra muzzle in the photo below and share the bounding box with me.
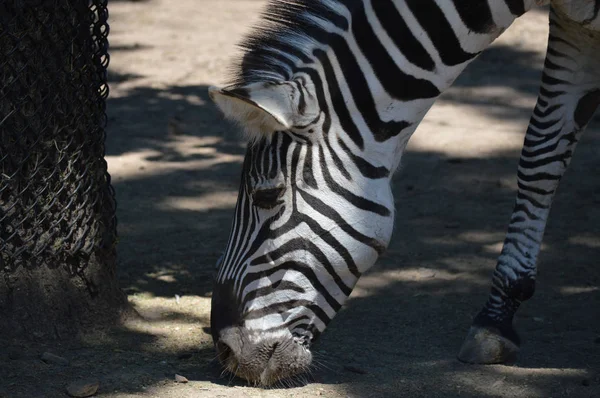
[215,326,313,385]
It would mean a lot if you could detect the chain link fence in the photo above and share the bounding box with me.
[0,0,116,275]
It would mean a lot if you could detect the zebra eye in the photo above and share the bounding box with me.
[252,186,285,209]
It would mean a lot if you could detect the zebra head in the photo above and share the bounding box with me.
[208,78,396,385]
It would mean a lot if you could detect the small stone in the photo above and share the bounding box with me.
[532,317,544,323]
[582,379,590,387]
[66,379,99,397]
[175,374,189,383]
[41,352,69,366]
[343,365,368,375]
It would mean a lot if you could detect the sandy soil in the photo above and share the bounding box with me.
[1,1,599,397]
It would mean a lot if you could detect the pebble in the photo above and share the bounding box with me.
[343,365,368,375]
[41,352,69,366]
[175,374,189,383]
[582,379,590,387]
[66,379,99,397]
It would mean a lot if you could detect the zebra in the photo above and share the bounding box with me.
[208,0,600,386]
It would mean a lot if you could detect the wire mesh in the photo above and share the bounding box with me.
[0,0,116,274]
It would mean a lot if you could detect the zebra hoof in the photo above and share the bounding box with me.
[457,326,519,364]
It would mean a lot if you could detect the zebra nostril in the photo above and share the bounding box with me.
[216,340,234,364]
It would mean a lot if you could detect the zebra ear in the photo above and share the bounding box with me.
[209,82,296,138]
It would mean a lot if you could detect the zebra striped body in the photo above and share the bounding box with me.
[209,0,600,384]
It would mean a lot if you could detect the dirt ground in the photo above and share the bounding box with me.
[2,1,600,397]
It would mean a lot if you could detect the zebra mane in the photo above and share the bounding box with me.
[226,0,346,87]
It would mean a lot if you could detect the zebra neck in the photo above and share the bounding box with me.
[327,0,546,172]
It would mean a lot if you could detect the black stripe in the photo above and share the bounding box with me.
[303,144,318,189]
[350,1,441,99]
[529,116,561,130]
[298,189,387,255]
[509,215,527,224]
[243,299,332,325]
[532,104,562,118]
[316,43,413,145]
[337,137,390,179]
[544,58,571,72]
[261,315,311,333]
[372,0,436,71]
[230,200,260,288]
[541,72,569,86]
[295,80,307,115]
[242,261,343,312]
[323,137,352,181]
[517,180,555,196]
[246,280,306,303]
[251,238,354,295]
[523,131,576,156]
[548,33,580,52]
[267,209,363,279]
[406,0,479,66]
[453,0,496,33]
[523,124,563,142]
[546,47,568,59]
[295,214,363,278]
[511,203,541,221]
[267,133,280,180]
[517,191,549,209]
[302,55,364,149]
[517,170,561,183]
[293,112,321,129]
[505,0,526,16]
[260,141,270,178]
[318,145,391,216]
[523,139,565,158]
[504,237,533,258]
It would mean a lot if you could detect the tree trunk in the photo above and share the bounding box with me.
[0,0,127,339]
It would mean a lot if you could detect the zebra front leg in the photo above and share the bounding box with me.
[458,7,600,364]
